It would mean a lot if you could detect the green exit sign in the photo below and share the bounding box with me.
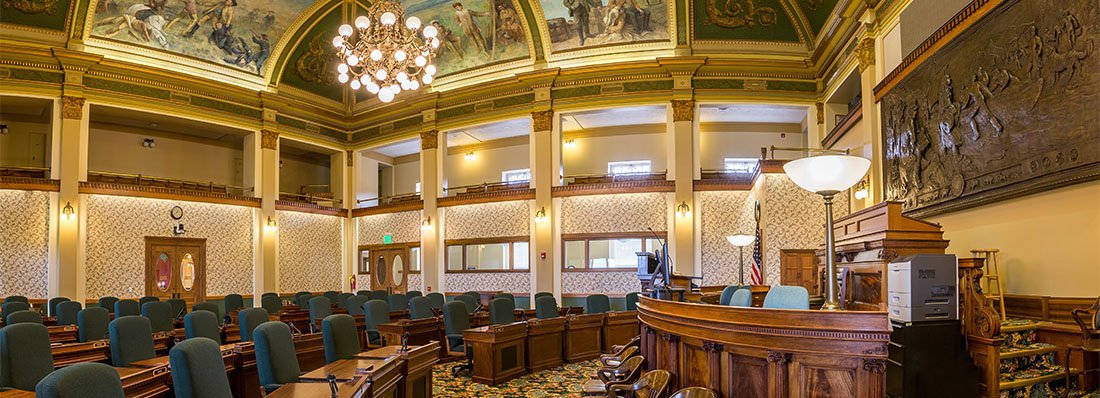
[382,234,393,244]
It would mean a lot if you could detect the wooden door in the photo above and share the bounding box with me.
[145,237,207,308]
[370,247,409,293]
[780,249,817,294]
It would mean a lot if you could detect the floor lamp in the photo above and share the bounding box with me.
[726,235,755,285]
[783,155,870,311]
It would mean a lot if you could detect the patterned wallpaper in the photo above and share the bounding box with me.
[277,210,343,293]
[0,190,50,298]
[444,201,530,239]
[446,272,529,293]
[761,174,850,286]
[561,193,667,234]
[357,211,421,245]
[85,195,254,298]
[407,273,423,291]
[699,191,757,286]
[561,272,641,295]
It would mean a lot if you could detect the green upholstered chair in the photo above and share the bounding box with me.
[408,297,434,320]
[223,294,244,314]
[138,296,159,307]
[1,302,29,321]
[454,294,478,313]
[322,314,360,364]
[7,310,42,325]
[387,293,409,312]
[728,288,752,307]
[426,293,445,310]
[535,295,559,320]
[253,321,301,393]
[406,290,423,299]
[184,310,221,344]
[308,296,332,333]
[108,316,156,366]
[489,298,515,325]
[625,292,641,311]
[48,297,70,317]
[3,296,28,305]
[534,292,553,300]
[493,293,516,308]
[295,292,312,308]
[35,362,125,398]
[56,301,81,326]
[115,299,140,317]
[336,293,354,309]
[718,285,740,306]
[323,291,340,303]
[0,323,54,392]
[442,301,472,375]
[585,294,612,314]
[462,292,481,304]
[77,307,110,342]
[260,292,279,302]
[762,286,809,310]
[98,297,119,314]
[192,302,222,320]
[369,290,388,301]
[166,299,187,320]
[356,290,370,296]
[363,300,390,346]
[260,295,282,315]
[142,301,174,333]
[347,295,369,316]
[238,308,269,343]
[168,338,233,398]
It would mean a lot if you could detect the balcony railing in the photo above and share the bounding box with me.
[443,180,530,197]
[562,170,668,186]
[87,171,252,196]
[0,166,50,179]
[356,192,421,208]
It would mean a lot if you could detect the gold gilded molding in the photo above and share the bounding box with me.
[420,130,439,150]
[61,96,84,120]
[260,130,279,150]
[816,102,824,124]
[346,150,354,167]
[3,0,60,15]
[671,100,695,122]
[531,110,554,132]
[856,37,876,72]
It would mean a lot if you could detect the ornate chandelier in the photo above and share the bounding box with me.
[332,0,439,103]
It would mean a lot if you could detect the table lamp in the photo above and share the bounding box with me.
[726,234,755,285]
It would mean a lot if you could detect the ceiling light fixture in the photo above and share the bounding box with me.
[464,151,476,161]
[333,1,439,103]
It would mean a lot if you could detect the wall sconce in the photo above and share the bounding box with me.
[61,202,76,221]
[676,201,692,218]
[853,179,869,200]
[564,139,575,149]
[264,216,277,231]
[464,151,476,161]
[141,138,156,148]
[534,207,548,223]
[421,216,433,231]
[0,124,9,134]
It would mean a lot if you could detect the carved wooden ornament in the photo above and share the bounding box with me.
[856,37,876,72]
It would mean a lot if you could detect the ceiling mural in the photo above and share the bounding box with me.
[88,0,316,75]
[1,0,73,31]
[798,0,837,34]
[279,5,343,102]
[692,0,800,42]
[401,0,531,76]
[537,0,669,52]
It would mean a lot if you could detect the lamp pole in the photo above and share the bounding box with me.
[738,246,745,285]
[820,191,840,311]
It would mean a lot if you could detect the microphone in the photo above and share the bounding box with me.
[647,227,665,248]
[328,374,338,397]
[175,307,186,321]
[286,321,303,335]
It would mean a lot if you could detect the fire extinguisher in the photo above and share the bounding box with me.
[349,275,356,291]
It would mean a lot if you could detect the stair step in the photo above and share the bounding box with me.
[999,366,1065,390]
[1001,318,1042,333]
[1000,343,1058,359]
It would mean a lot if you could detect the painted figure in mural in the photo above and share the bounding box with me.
[249,33,271,74]
[615,0,650,33]
[452,2,490,56]
[94,3,170,48]
[163,0,199,31]
[183,0,237,38]
[430,20,464,60]
[496,3,524,44]
[262,10,276,29]
[563,0,591,45]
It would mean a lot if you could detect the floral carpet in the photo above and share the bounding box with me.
[432,360,601,397]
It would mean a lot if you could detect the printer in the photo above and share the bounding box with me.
[886,254,958,322]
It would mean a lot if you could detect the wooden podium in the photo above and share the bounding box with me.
[378,318,440,349]
[564,313,605,363]
[462,322,528,385]
[525,317,566,372]
[357,342,441,398]
[602,311,639,352]
[822,201,949,310]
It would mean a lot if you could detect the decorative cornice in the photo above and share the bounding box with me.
[351,200,425,217]
[0,177,60,192]
[61,96,84,120]
[670,100,695,122]
[693,175,758,192]
[531,110,554,132]
[260,130,279,150]
[855,37,876,72]
[420,130,438,150]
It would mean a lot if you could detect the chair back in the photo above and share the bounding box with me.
[238,308,269,343]
[56,301,82,326]
[261,292,279,300]
[356,290,370,296]
[142,301,174,333]
[4,295,28,304]
[441,301,470,353]
[369,290,388,301]
[77,307,110,342]
[585,294,611,314]
[347,295,369,315]
[489,298,515,325]
[98,296,119,314]
[632,370,672,398]
[0,323,54,391]
[35,362,125,398]
[224,294,244,313]
[48,297,70,317]
[115,299,140,317]
[533,291,553,300]
[253,322,301,389]
[261,295,282,314]
[728,288,753,307]
[192,302,222,319]
[308,296,333,330]
[454,294,478,313]
[108,316,156,366]
[409,297,434,320]
[336,293,354,309]
[1,301,29,321]
[295,293,312,309]
[184,310,221,343]
[168,338,233,398]
[387,293,409,312]
[7,310,42,325]
[535,295,558,319]
[762,286,810,310]
[719,285,740,306]
[363,300,391,331]
[493,293,515,308]
[426,293,446,309]
[670,387,719,398]
[166,299,187,319]
[323,291,340,303]
[406,290,423,299]
[138,296,159,308]
[625,292,640,311]
[462,291,481,302]
[322,314,361,364]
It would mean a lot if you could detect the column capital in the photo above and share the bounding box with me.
[856,37,876,72]
[346,150,354,167]
[61,96,85,120]
[260,129,279,150]
[815,102,825,124]
[531,110,554,132]
[420,129,439,150]
[670,100,695,122]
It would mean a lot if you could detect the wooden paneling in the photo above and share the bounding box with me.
[1000,294,1097,324]
[780,249,817,294]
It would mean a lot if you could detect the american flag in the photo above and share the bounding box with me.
[750,218,763,285]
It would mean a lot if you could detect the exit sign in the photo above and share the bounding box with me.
[383,234,393,244]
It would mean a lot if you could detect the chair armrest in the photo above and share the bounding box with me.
[1072,308,1094,339]
[596,368,617,384]
[600,357,622,367]
[607,383,638,398]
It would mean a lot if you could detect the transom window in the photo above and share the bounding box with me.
[502,169,531,183]
[724,158,758,173]
[607,160,651,175]
[446,238,529,271]
[563,233,664,270]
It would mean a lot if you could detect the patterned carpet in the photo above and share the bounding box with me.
[432,360,601,397]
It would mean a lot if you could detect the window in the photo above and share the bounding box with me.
[409,247,420,272]
[445,239,530,271]
[414,182,421,194]
[502,169,531,183]
[608,160,651,175]
[563,233,665,270]
[724,158,758,173]
[358,249,370,274]
[513,242,529,270]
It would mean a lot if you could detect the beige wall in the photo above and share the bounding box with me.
[0,120,52,168]
[444,142,529,189]
[88,127,243,187]
[931,181,1100,297]
[563,133,666,176]
[700,130,803,169]
[394,159,419,194]
[279,156,330,195]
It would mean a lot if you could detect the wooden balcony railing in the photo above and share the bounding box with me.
[562,170,668,186]
[87,171,251,196]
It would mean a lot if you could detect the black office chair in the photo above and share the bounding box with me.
[442,301,473,376]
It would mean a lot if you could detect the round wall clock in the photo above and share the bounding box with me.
[170,206,184,220]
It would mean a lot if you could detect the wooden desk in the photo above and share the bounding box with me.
[563,313,604,363]
[51,339,110,367]
[358,342,440,398]
[462,322,528,385]
[278,309,312,333]
[0,389,35,397]
[300,358,388,382]
[525,317,565,373]
[128,356,169,369]
[602,311,639,352]
[232,342,259,398]
[378,318,440,350]
[262,381,370,398]
[293,333,326,372]
[297,355,403,398]
[116,365,171,397]
[47,325,78,344]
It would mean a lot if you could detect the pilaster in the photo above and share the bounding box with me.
[419,128,444,294]
[253,129,280,297]
[667,99,698,277]
[529,109,558,305]
[857,36,883,203]
[51,94,89,301]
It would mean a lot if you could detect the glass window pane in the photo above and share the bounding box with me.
[645,238,662,253]
[564,241,586,269]
[359,250,370,274]
[502,169,531,182]
[590,238,641,268]
[513,242,529,270]
[410,247,421,271]
[446,246,463,270]
[607,160,652,175]
[466,243,509,270]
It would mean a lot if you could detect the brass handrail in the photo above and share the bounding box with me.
[767,145,849,159]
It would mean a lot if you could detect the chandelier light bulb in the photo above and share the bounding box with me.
[366,81,380,93]
[380,12,397,25]
[422,74,433,84]
[337,63,349,74]
[408,79,420,90]
[370,49,383,61]
[359,75,370,84]
[423,25,438,38]
[391,84,401,93]
[414,55,426,67]
[378,87,395,102]
[424,64,436,76]
[347,54,360,66]
[430,37,440,48]
[374,69,387,80]
[338,24,353,36]
[396,71,409,83]
[338,73,349,83]
[355,16,370,29]
[332,36,344,48]
[394,50,406,61]
[350,79,362,90]
[406,16,421,30]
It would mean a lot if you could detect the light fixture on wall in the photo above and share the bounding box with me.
[265,216,278,231]
[141,138,156,148]
[853,178,869,200]
[563,139,575,149]
[0,124,9,134]
[783,154,870,311]
[534,207,548,223]
[464,151,476,161]
[676,201,692,218]
[61,202,76,221]
[726,234,755,285]
[420,216,432,231]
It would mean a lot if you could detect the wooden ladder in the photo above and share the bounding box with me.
[971,249,1006,321]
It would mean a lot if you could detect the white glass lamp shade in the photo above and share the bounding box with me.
[406,16,421,30]
[423,25,438,38]
[726,234,755,247]
[380,12,397,25]
[338,24,353,36]
[354,16,370,29]
[331,36,344,48]
[783,155,871,194]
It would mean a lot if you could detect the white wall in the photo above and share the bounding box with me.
[444,142,530,188]
[563,133,666,176]
[393,159,420,194]
[899,0,970,55]
[88,127,243,186]
[357,156,380,203]
[700,130,803,169]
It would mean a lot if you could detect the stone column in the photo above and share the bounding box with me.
[333,150,355,292]
[856,36,883,203]
[667,99,698,277]
[251,129,280,297]
[51,95,89,301]
[529,109,558,305]
[419,129,445,293]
